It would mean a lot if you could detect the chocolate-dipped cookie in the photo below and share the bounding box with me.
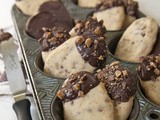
[43,17,107,78]
[57,71,115,120]
[96,61,136,120]
[25,1,74,39]
[137,54,160,106]
[92,0,139,31]
[115,17,158,63]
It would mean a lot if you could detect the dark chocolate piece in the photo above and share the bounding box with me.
[57,71,100,102]
[25,1,74,39]
[75,17,107,67]
[38,27,71,51]
[96,0,138,17]
[137,54,160,81]
[96,61,136,102]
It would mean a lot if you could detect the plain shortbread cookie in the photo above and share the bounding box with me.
[115,17,158,63]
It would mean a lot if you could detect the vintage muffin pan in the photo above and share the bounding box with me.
[11,0,160,120]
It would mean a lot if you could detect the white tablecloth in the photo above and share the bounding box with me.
[0,0,160,120]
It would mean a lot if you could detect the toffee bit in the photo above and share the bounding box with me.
[73,83,80,90]
[57,90,65,99]
[85,38,92,47]
[94,27,101,35]
[78,91,84,97]
[98,55,104,60]
[110,61,120,66]
[115,70,122,77]
[122,70,128,76]
[76,36,84,45]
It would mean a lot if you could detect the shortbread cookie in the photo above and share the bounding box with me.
[72,0,102,8]
[137,54,160,106]
[93,6,125,31]
[44,33,107,78]
[96,61,137,120]
[15,0,53,16]
[57,71,115,120]
[38,27,71,62]
[115,17,158,63]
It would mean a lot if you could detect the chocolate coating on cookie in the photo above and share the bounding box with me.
[57,71,100,102]
[38,27,70,51]
[76,34,107,67]
[96,61,136,102]
[96,0,138,17]
[25,1,74,39]
[138,54,160,81]
[75,17,107,67]
[74,17,106,36]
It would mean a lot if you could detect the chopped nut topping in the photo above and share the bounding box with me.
[85,38,92,47]
[62,82,67,88]
[110,61,120,66]
[78,91,84,97]
[73,83,80,90]
[76,36,84,45]
[122,70,128,76]
[57,90,65,99]
[48,37,57,42]
[115,70,122,77]
[68,89,73,93]
[154,69,160,75]
[94,27,101,35]
[98,55,104,60]
[44,32,52,38]
[94,40,99,44]
[75,23,83,29]
[150,62,156,68]
[85,21,90,29]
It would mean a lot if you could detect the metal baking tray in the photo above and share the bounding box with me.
[11,0,160,120]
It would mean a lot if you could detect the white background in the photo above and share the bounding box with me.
[0,0,160,120]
